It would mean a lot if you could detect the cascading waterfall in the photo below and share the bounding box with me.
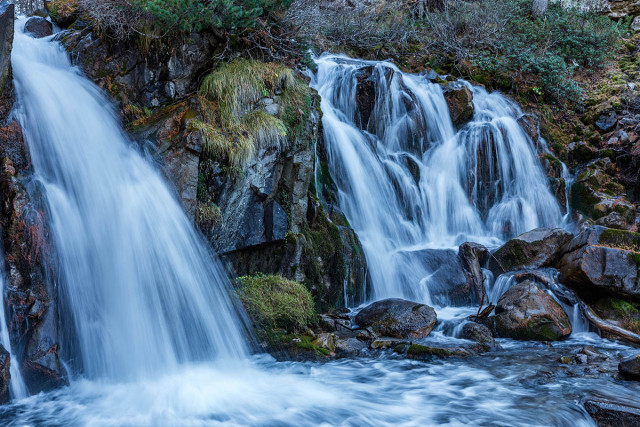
[10,20,248,381]
[311,54,564,303]
[0,248,27,399]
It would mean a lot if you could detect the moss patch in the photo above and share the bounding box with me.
[236,273,316,331]
[598,228,640,252]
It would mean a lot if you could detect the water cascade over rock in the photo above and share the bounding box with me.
[311,54,565,303]
[10,19,249,381]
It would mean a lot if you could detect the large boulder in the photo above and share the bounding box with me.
[489,228,573,275]
[558,226,640,300]
[355,298,437,339]
[443,84,474,126]
[493,280,572,341]
[24,17,53,38]
[416,248,479,306]
[584,399,640,427]
[0,1,13,90]
[619,354,640,380]
[461,322,495,350]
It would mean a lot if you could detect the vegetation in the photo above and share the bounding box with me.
[236,273,316,331]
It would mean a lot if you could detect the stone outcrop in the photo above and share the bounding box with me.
[0,2,67,393]
[0,345,9,403]
[0,1,13,90]
[24,16,52,38]
[558,226,640,300]
[443,83,474,126]
[458,242,488,304]
[488,228,573,275]
[355,298,437,339]
[493,280,572,341]
[619,353,640,379]
[584,398,640,427]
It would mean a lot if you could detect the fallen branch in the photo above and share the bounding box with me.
[580,302,640,345]
[469,303,495,322]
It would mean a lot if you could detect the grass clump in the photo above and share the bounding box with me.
[236,273,316,331]
[196,59,297,167]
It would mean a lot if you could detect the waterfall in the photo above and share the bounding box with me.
[311,54,564,303]
[0,250,27,399]
[10,20,248,381]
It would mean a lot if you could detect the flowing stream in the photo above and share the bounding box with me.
[0,21,638,427]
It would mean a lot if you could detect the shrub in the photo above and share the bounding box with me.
[420,0,626,102]
[78,0,291,38]
[236,273,316,330]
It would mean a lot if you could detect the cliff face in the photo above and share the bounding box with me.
[60,23,368,311]
[0,1,67,395]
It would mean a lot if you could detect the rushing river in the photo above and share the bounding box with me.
[1,16,639,427]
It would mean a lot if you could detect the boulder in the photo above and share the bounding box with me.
[493,280,572,341]
[0,1,14,89]
[584,399,640,427]
[416,248,478,306]
[24,17,53,38]
[444,84,474,126]
[355,298,437,339]
[619,354,640,380]
[0,345,9,403]
[406,343,473,359]
[459,242,489,304]
[596,212,628,230]
[488,228,573,275]
[461,322,495,348]
[596,111,618,132]
[558,226,640,300]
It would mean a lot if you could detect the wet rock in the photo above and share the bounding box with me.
[355,66,375,130]
[517,114,540,145]
[406,343,473,359]
[567,141,599,166]
[459,242,489,304]
[24,17,52,38]
[493,280,572,341]
[0,1,13,89]
[489,228,573,275]
[461,322,495,348]
[443,84,474,126]
[584,398,640,427]
[558,226,640,300]
[312,332,337,352]
[334,336,367,356]
[355,298,437,339]
[619,354,640,379]
[0,345,9,403]
[418,248,478,306]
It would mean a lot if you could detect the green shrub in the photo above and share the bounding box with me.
[133,0,291,33]
[421,0,626,102]
[236,274,316,330]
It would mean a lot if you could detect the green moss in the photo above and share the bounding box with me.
[280,82,312,144]
[598,228,640,252]
[236,273,316,331]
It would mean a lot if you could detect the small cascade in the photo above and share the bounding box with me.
[0,251,27,399]
[312,54,564,303]
[11,19,249,381]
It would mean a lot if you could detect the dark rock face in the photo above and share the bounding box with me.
[355,298,437,339]
[517,114,540,145]
[416,248,479,306]
[595,111,618,132]
[355,66,375,130]
[0,17,67,393]
[0,345,9,403]
[24,17,53,38]
[443,84,474,126]
[459,242,488,304]
[488,228,573,275]
[619,354,640,379]
[558,226,640,300]
[493,280,572,341]
[584,398,640,427]
[62,28,219,111]
[0,1,13,89]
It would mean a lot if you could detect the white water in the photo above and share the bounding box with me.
[10,20,248,381]
[0,251,27,399]
[311,54,564,302]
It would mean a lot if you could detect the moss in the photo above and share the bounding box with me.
[236,273,316,331]
[598,228,640,252]
[595,298,640,333]
[280,82,312,144]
